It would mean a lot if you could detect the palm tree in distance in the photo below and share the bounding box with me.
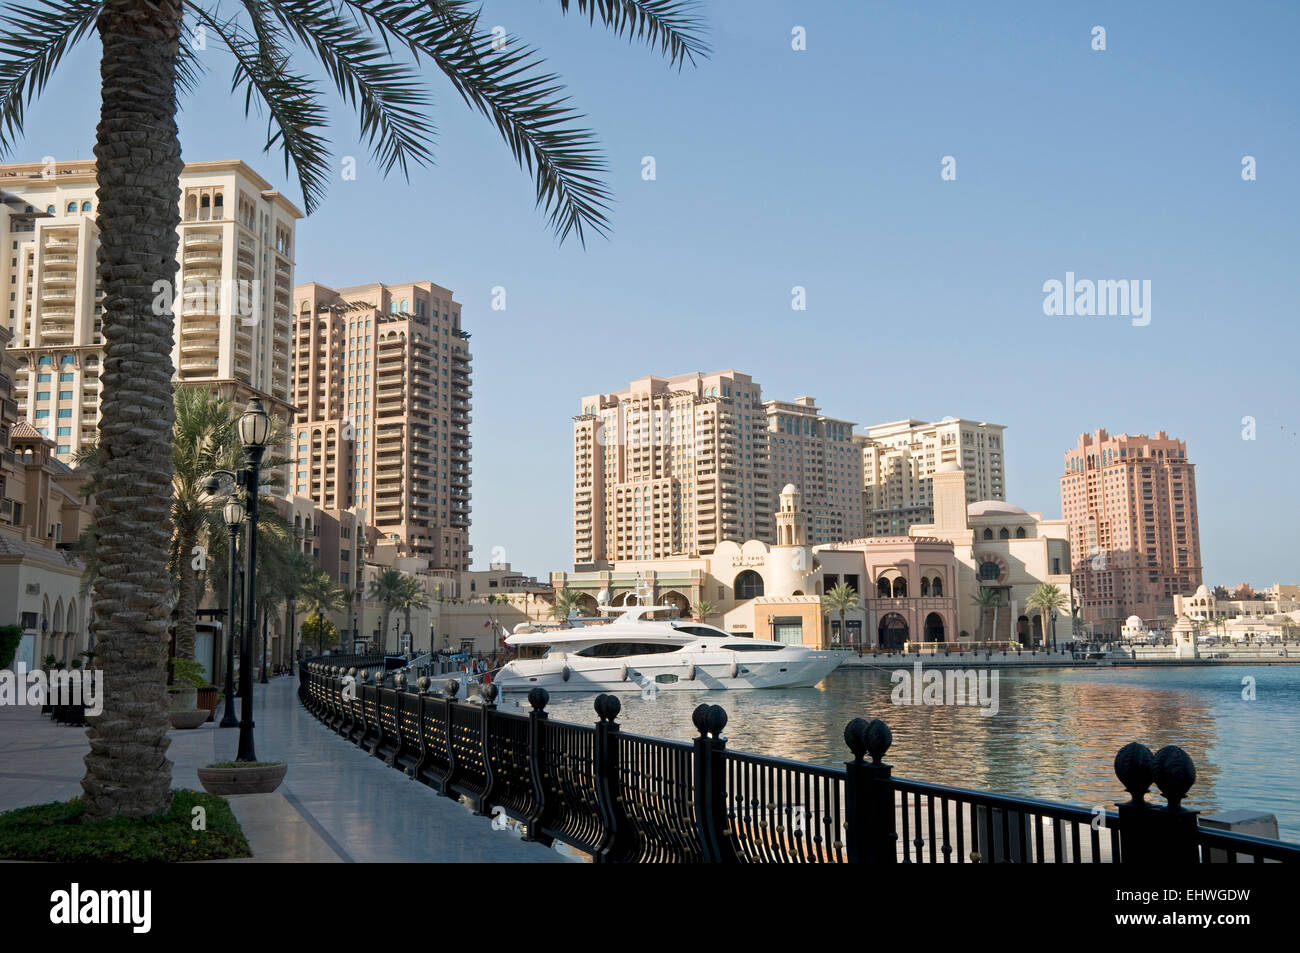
[0,0,706,820]
[821,582,859,652]
[396,576,429,652]
[971,587,1001,643]
[551,588,584,622]
[1026,583,1069,649]
[367,568,409,655]
[689,599,716,625]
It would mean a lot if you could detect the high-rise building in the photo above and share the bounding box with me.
[855,417,1007,536]
[291,280,471,571]
[573,370,772,567]
[765,396,862,545]
[1060,429,1202,632]
[0,161,300,462]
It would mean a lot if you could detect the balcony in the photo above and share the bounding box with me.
[183,232,222,247]
[184,251,222,264]
[44,238,77,250]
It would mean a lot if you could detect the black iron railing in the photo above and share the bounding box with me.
[298,658,1300,863]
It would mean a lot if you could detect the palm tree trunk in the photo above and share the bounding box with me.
[80,0,184,821]
[380,608,390,654]
[174,527,198,661]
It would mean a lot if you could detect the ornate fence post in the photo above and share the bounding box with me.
[844,717,898,864]
[411,676,431,780]
[524,687,557,846]
[592,694,635,863]
[692,704,741,863]
[474,684,499,815]
[1115,742,1200,863]
[440,678,461,801]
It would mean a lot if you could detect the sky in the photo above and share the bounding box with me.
[8,0,1299,586]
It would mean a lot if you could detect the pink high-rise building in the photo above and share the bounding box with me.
[1060,429,1202,634]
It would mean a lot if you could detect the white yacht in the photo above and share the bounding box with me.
[494,604,843,693]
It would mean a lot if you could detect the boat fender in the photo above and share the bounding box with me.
[729,659,739,679]
[686,663,696,681]
[562,665,571,682]
[620,663,628,682]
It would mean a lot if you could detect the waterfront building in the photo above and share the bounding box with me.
[291,280,471,571]
[855,417,1007,537]
[554,483,960,649]
[0,160,301,463]
[910,462,1074,644]
[1061,429,1203,635]
[765,396,863,546]
[573,370,772,567]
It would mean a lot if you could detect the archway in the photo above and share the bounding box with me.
[876,577,892,597]
[734,570,764,600]
[1016,614,1030,646]
[575,593,598,615]
[1032,614,1044,647]
[879,613,908,650]
[892,578,907,598]
[931,576,943,597]
[661,590,689,617]
[924,612,945,642]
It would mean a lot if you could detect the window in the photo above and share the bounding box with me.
[67,202,77,213]
[59,391,72,400]
[57,444,69,454]
[56,427,71,436]
[35,409,49,418]
[59,372,73,382]
[983,528,993,540]
[979,561,1000,581]
[81,201,91,212]
[37,373,50,382]
[734,570,764,599]
[57,409,72,418]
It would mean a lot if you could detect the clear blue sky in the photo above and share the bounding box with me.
[10,1,1299,586]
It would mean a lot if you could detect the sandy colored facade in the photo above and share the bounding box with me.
[765,396,863,545]
[1061,429,1202,633]
[911,463,1073,644]
[291,280,471,571]
[855,417,1007,537]
[0,160,301,463]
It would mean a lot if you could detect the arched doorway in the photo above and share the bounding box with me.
[879,613,908,650]
[1017,615,1030,645]
[661,590,689,617]
[1032,615,1044,647]
[576,593,598,615]
[924,612,944,642]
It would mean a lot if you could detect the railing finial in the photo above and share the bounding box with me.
[1153,745,1196,811]
[1114,741,1154,804]
[417,676,430,693]
[594,693,621,723]
[393,672,405,689]
[693,703,728,738]
[527,687,550,712]
[480,683,499,705]
[444,678,460,699]
[844,717,869,763]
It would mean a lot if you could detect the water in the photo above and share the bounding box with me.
[503,664,1300,841]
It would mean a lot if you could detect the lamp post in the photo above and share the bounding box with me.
[260,607,269,684]
[220,496,244,727]
[1050,608,1058,653]
[236,398,270,761]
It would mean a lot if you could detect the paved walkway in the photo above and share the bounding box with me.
[0,677,566,863]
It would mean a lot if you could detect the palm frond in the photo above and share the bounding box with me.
[188,3,333,213]
[0,0,102,156]
[342,0,613,245]
[558,0,710,68]
[265,0,436,178]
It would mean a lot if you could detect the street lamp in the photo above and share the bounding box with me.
[1050,608,1058,653]
[220,496,244,727]
[236,397,269,761]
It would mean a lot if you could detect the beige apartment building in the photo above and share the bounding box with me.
[0,160,300,461]
[291,280,471,571]
[765,396,863,545]
[1061,429,1202,634]
[574,370,772,568]
[855,417,1007,537]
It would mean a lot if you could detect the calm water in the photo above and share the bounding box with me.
[504,665,1300,840]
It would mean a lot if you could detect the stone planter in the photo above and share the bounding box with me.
[197,763,287,796]
[167,687,197,712]
[169,709,209,730]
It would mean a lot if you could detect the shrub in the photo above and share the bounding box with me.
[0,625,22,670]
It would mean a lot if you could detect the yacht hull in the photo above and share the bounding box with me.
[495,651,843,692]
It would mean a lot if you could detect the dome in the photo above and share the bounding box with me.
[935,462,962,473]
[781,483,799,496]
[1194,584,1211,597]
[967,500,1028,517]
[1125,615,1143,628]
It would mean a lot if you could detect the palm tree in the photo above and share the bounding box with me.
[821,582,859,652]
[1025,583,1069,649]
[551,588,584,622]
[971,588,1001,643]
[298,570,347,625]
[0,0,706,822]
[367,568,408,654]
[397,576,429,652]
[690,599,716,624]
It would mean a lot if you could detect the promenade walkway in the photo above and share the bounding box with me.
[0,677,566,863]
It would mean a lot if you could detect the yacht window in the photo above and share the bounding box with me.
[672,625,725,638]
[575,642,683,658]
[722,643,784,652]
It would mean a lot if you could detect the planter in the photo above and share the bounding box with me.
[169,709,209,729]
[167,687,197,713]
[196,763,287,796]
[196,686,219,723]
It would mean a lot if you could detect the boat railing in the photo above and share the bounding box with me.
[298,657,1300,864]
